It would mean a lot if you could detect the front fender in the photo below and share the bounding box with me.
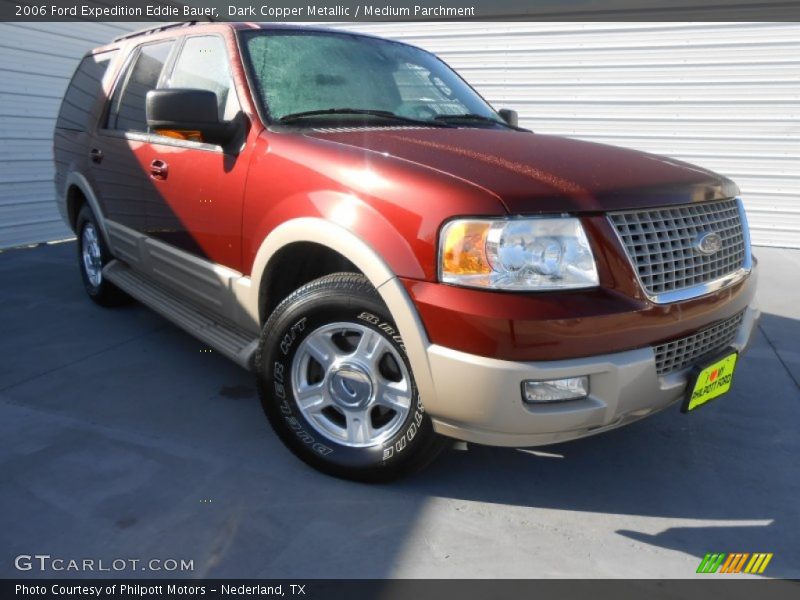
[246,190,426,281]
[243,217,436,409]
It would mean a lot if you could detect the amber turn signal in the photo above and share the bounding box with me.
[441,220,492,277]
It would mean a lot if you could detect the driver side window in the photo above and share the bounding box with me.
[166,35,240,121]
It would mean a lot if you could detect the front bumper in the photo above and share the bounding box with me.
[425,303,760,447]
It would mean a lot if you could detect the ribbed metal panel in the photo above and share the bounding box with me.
[0,22,142,249]
[324,22,800,248]
[1,21,797,249]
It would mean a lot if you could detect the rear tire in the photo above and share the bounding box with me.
[255,272,448,482]
[76,205,129,307]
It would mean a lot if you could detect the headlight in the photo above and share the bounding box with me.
[439,217,599,291]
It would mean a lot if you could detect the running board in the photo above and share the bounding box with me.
[104,260,259,370]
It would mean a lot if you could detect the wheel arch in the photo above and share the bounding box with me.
[246,218,436,407]
[63,173,110,246]
[258,241,362,319]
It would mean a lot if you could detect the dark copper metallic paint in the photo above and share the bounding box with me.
[306,128,740,213]
[403,269,756,361]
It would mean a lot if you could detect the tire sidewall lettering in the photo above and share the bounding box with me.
[272,319,334,458]
[279,317,307,355]
[357,311,406,353]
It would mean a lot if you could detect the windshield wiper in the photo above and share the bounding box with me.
[276,108,450,127]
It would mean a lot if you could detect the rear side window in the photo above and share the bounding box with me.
[56,51,118,132]
[107,41,174,132]
[167,36,239,121]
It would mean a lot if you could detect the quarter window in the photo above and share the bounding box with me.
[56,50,118,132]
[107,41,174,132]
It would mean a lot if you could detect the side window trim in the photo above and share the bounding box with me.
[157,36,183,90]
[103,45,140,132]
[90,50,122,133]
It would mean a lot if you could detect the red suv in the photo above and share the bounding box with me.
[54,22,759,481]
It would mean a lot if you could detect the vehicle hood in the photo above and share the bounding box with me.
[304,127,737,213]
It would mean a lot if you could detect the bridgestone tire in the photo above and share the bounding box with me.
[255,273,447,482]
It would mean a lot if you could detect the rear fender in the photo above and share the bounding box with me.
[62,172,110,247]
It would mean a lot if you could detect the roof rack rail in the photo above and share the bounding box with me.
[113,20,212,43]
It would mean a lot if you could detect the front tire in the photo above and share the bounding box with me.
[255,273,447,482]
[76,205,129,306]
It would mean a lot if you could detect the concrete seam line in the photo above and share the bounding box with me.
[0,325,166,394]
[757,322,800,392]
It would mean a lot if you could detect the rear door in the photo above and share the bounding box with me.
[54,49,119,217]
[92,40,176,236]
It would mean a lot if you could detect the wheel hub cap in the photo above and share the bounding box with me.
[290,322,413,448]
[329,364,373,409]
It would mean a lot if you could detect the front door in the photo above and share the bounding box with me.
[144,34,251,273]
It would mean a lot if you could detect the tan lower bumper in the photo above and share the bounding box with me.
[424,304,761,447]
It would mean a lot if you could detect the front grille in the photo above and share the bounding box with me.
[654,311,745,375]
[609,198,746,299]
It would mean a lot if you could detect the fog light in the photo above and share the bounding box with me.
[522,377,589,403]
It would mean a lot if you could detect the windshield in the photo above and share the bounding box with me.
[241,30,503,125]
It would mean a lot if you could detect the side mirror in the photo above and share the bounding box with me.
[146,89,236,147]
[498,108,518,127]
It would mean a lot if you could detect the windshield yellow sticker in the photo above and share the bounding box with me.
[687,353,738,411]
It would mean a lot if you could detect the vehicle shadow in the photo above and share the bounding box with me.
[398,315,798,577]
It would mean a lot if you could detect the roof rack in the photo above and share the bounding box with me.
[113,20,212,43]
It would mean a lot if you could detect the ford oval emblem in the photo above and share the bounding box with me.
[695,231,723,255]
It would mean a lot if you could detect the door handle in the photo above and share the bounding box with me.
[150,159,168,180]
[89,148,103,164]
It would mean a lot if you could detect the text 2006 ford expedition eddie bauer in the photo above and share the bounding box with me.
[54,22,759,481]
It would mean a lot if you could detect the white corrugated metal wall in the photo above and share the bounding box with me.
[0,22,142,249]
[324,22,800,248]
[0,21,797,249]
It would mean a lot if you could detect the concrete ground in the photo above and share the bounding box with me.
[0,242,797,579]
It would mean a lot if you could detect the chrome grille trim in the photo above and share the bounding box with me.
[609,198,752,303]
[654,310,745,375]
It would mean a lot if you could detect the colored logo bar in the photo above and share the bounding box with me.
[697,553,773,574]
